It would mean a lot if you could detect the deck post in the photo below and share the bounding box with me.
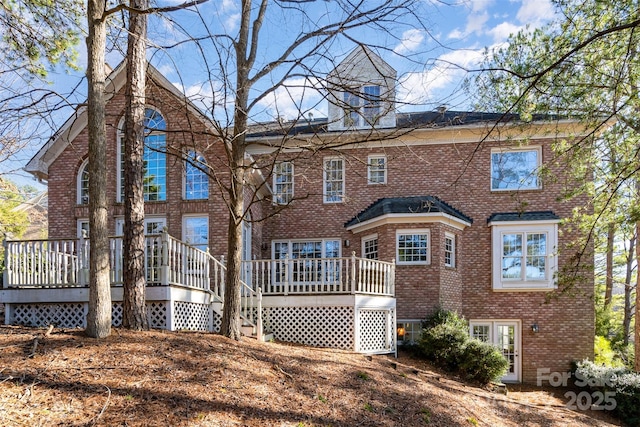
[350,251,357,294]
[390,259,396,296]
[2,238,9,289]
[79,230,89,286]
[283,255,289,296]
[256,287,263,342]
[160,230,170,286]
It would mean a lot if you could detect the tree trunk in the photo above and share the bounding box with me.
[623,234,635,346]
[122,0,149,330]
[604,222,615,307]
[635,221,640,371]
[85,0,111,339]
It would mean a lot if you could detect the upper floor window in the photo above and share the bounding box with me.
[77,159,89,205]
[491,147,541,191]
[343,85,381,127]
[273,161,293,205]
[184,150,209,200]
[362,234,379,260]
[323,157,344,203]
[117,108,167,202]
[367,155,387,184]
[444,232,455,268]
[490,221,557,291]
[396,229,430,265]
[183,215,209,251]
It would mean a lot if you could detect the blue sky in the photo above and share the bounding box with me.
[6,0,556,188]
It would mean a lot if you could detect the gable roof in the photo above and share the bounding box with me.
[487,211,560,224]
[24,61,214,182]
[345,196,473,231]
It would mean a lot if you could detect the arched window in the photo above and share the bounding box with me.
[77,159,89,205]
[117,107,167,202]
[184,150,209,200]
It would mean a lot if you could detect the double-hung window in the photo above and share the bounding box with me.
[183,216,209,251]
[343,85,381,128]
[367,155,387,184]
[184,151,208,200]
[323,157,344,203]
[396,229,430,265]
[444,232,455,268]
[491,147,541,191]
[362,234,379,260]
[273,161,294,204]
[490,219,558,291]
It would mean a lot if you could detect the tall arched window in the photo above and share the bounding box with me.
[117,107,167,202]
[77,159,89,205]
[184,150,209,200]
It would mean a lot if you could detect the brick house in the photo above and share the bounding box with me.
[6,46,594,383]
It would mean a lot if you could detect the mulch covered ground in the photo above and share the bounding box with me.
[0,326,623,426]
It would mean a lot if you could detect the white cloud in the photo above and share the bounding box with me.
[516,0,555,28]
[465,11,490,35]
[394,29,426,55]
[225,13,241,33]
[254,77,325,121]
[487,22,522,43]
[470,0,494,13]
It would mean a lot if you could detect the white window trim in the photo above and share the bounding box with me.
[367,154,387,185]
[77,219,89,238]
[273,161,294,205]
[396,229,430,265]
[362,233,379,260]
[114,216,167,236]
[444,232,456,268]
[490,221,558,291]
[323,157,345,204]
[76,159,89,205]
[490,146,542,191]
[183,150,209,201]
[182,214,209,251]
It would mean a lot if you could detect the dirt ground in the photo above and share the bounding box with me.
[0,326,623,426]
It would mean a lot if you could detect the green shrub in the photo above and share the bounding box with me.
[418,322,468,371]
[459,339,508,384]
[574,359,640,425]
[422,307,467,330]
[594,335,624,367]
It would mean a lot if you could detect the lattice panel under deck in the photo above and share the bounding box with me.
[12,303,86,328]
[358,308,393,353]
[264,306,353,349]
[211,310,222,333]
[148,302,167,329]
[173,301,209,331]
[112,303,123,327]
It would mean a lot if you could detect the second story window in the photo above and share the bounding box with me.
[118,108,167,202]
[343,85,381,128]
[444,232,455,268]
[77,159,89,205]
[323,157,344,203]
[491,147,541,191]
[362,234,379,260]
[184,150,209,200]
[367,155,387,184]
[273,161,293,205]
[396,229,430,265]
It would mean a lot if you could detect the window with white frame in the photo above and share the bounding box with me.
[114,217,166,236]
[184,151,208,200]
[272,239,341,283]
[343,85,381,127]
[183,216,209,251]
[323,157,344,203]
[77,160,89,205]
[117,108,167,202]
[397,321,421,345]
[396,229,430,265]
[470,324,491,342]
[491,147,541,190]
[367,155,387,184]
[444,232,455,268]
[77,219,89,238]
[273,161,294,204]
[491,222,558,290]
[362,234,379,260]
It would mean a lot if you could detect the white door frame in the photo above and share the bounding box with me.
[470,319,521,383]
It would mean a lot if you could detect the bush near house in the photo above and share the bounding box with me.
[418,308,508,384]
[573,359,640,426]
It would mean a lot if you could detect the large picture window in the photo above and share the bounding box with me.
[323,157,344,203]
[491,147,541,190]
[118,108,167,202]
[396,229,430,265]
[490,221,557,290]
[272,239,341,283]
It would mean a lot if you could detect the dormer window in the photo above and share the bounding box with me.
[343,85,381,127]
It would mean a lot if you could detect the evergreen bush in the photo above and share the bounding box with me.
[459,339,508,384]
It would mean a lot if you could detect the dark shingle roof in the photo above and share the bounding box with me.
[345,196,473,228]
[487,211,560,223]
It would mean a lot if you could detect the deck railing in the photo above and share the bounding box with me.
[241,252,395,296]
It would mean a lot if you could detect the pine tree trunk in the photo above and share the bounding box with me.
[635,221,640,371]
[85,0,111,339]
[604,222,615,307]
[122,0,149,330]
[623,235,634,346]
